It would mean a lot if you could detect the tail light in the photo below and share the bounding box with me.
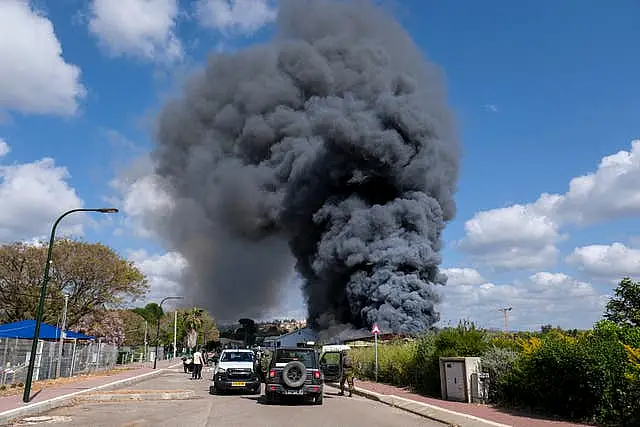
[313,370,321,379]
[269,369,276,378]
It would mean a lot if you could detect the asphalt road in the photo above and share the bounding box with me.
[36,367,446,427]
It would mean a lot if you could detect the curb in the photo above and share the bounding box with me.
[77,389,194,402]
[325,383,511,427]
[0,362,183,425]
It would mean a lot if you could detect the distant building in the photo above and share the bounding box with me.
[263,327,319,349]
[220,337,245,349]
[342,333,412,347]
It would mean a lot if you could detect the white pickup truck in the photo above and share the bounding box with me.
[210,349,260,394]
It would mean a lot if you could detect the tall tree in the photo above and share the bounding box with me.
[133,303,163,324]
[118,310,148,346]
[183,307,204,349]
[74,309,126,345]
[0,240,148,326]
[605,277,640,327]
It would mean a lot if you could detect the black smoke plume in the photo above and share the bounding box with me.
[150,0,460,334]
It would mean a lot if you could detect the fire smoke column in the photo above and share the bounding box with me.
[151,0,460,332]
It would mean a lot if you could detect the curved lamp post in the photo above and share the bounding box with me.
[154,296,183,369]
[23,208,119,403]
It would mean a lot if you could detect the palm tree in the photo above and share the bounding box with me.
[183,307,204,350]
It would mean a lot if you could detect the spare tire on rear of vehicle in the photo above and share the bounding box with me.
[282,361,306,388]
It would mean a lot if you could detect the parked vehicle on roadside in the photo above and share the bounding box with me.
[210,349,260,394]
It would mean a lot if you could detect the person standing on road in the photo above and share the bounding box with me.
[338,349,355,397]
[192,347,204,380]
[259,350,272,383]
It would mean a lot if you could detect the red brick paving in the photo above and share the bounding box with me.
[355,380,594,427]
[0,359,179,415]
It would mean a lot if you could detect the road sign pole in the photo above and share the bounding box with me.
[371,323,380,383]
[374,332,378,382]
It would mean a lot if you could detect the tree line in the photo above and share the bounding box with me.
[0,239,219,349]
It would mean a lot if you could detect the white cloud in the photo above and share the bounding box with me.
[443,267,485,287]
[0,0,85,116]
[459,140,640,270]
[128,249,188,304]
[0,139,9,157]
[483,104,499,113]
[88,0,182,63]
[108,154,174,239]
[0,141,85,243]
[459,202,561,270]
[439,268,608,330]
[556,141,640,224]
[195,0,277,35]
[566,242,640,282]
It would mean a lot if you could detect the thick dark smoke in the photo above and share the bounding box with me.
[150,0,459,333]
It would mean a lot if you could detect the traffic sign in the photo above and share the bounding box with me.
[371,323,380,335]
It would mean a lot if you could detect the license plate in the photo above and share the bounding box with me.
[285,389,303,395]
[231,382,246,387]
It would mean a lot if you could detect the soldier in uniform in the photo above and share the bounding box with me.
[259,349,272,383]
[338,349,355,397]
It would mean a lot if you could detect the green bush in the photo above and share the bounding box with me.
[352,321,489,396]
[411,332,440,395]
[596,319,640,347]
[352,340,417,387]
[434,320,489,357]
[497,325,638,424]
[481,346,518,402]
[350,319,640,425]
[487,334,522,352]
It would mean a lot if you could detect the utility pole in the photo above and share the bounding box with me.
[173,310,178,359]
[499,307,513,333]
[143,320,148,361]
[55,294,68,378]
[154,296,183,369]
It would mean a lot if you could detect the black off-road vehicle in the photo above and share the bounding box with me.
[264,347,329,405]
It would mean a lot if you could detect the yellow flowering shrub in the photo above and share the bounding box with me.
[518,336,542,355]
[623,344,640,381]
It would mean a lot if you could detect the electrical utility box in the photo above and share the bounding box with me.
[439,357,482,403]
[471,372,490,404]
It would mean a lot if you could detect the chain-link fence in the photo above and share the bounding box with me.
[0,337,150,385]
[116,346,166,365]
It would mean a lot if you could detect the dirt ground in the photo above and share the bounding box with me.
[0,367,135,397]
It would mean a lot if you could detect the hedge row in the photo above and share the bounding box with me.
[350,320,640,426]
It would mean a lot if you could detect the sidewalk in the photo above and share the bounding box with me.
[0,359,181,424]
[352,380,593,427]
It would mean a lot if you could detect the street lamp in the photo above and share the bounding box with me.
[23,208,119,403]
[154,296,183,369]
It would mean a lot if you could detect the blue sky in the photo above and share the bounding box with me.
[1,0,639,330]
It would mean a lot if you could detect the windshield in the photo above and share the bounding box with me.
[220,351,253,362]
[275,350,315,368]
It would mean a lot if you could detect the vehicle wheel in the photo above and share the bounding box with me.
[314,393,323,405]
[211,383,221,395]
[209,386,215,395]
[282,361,307,388]
[264,392,274,405]
[252,385,261,395]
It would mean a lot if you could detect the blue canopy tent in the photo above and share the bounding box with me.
[0,320,94,340]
